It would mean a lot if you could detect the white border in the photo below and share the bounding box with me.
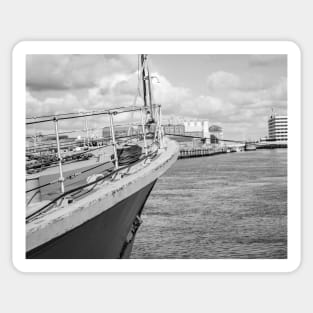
[12,41,301,272]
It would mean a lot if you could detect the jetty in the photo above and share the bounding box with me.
[178,148,226,159]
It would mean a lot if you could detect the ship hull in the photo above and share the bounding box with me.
[26,180,156,259]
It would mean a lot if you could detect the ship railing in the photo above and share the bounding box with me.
[26,104,165,208]
[26,147,159,223]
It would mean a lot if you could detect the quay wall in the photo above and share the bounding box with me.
[178,144,287,159]
[178,148,226,159]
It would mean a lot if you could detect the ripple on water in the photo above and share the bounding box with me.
[131,149,287,259]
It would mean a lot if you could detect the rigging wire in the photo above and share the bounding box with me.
[26,159,114,193]
[26,107,142,125]
[26,149,158,223]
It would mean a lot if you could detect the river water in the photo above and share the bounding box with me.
[131,149,287,259]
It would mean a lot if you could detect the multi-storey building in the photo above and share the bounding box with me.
[268,114,288,142]
[162,124,185,136]
[183,120,210,138]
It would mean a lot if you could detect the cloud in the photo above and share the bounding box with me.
[26,67,145,135]
[207,71,241,90]
[202,70,287,138]
[249,55,287,67]
[26,91,81,116]
[269,77,287,100]
[151,73,191,114]
[26,55,287,141]
[26,55,137,91]
[228,76,287,106]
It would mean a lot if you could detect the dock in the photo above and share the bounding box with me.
[256,142,287,149]
[177,142,287,160]
[178,148,226,159]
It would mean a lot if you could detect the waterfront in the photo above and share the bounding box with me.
[132,149,287,259]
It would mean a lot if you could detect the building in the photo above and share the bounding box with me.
[183,120,210,138]
[103,126,129,138]
[209,125,223,144]
[268,113,288,142]
[162,124,185,136]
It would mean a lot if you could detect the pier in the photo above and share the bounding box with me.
[177,142,286,160]
[256,142,287,149]
[179,148,227,159]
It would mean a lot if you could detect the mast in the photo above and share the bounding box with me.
[140,54,154,122]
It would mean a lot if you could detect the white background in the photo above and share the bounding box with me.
[1,0,311,312]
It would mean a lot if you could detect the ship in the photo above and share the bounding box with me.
[25,54,179,259]
[244,142,257,151]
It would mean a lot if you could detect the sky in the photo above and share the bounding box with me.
[26,54,287,140]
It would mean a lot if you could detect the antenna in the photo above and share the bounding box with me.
[271,107,276,117]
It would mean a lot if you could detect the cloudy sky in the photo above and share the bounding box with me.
[26,54,287,140]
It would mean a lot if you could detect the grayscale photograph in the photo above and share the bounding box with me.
[25,53,287,259]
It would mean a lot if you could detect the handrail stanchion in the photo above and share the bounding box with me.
[153,107,159,143]
[109,112,119,170]
[85,117,89,147]
[53,116,65,193]
[33,134,37,153]
[158,105,164,148]
[141,109,148,156]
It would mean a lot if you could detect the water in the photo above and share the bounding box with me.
[131,149,287,259]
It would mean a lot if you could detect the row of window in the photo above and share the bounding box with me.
[268,122,288,125]
[269,129,288,132]
[269,130,288,132]
[269,132,288,135]
[268,123,287,126]
[269,127,288,130]
[268,117,288,121]
[268,120,288,123]
[274,123,288,125]
[268,123,288,127]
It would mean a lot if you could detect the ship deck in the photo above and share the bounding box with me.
[26,137,179,253]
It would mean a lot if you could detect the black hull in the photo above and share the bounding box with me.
[26,180,157,259]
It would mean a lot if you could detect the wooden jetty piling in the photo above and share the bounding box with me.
[178,148,226,159]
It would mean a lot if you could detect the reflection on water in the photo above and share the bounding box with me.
[132,149,287,259]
